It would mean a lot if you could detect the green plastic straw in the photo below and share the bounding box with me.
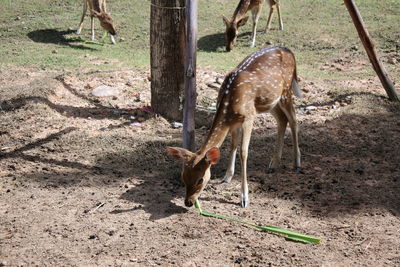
[194,200,320,244]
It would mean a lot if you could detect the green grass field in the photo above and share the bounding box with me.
[0,0,399,79]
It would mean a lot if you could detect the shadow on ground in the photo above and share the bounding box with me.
[0,75,154,123]
[198,32,226,52]
[2,91,399,220]
[198,31,255,52]
[27,28,97,51]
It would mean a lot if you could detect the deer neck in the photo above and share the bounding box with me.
[232,0,251,21]
[197,114,230,158]
[93,0,102,13]
[196,69,239,158]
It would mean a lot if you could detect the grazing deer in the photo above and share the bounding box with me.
[222,0,283,51]
[76,0,117,44]
[265,0,283,33]
[167,46,301,208]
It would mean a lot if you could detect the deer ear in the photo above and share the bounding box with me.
[237,16,249,27]
[206,147,220,165]
[222,15,230,26]
[166,147,195,162]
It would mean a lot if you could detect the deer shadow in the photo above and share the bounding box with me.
[27,28,97,51]
[198,32,226,52]
[198,32,254,52]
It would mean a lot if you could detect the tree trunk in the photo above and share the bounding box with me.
[343,0,399,102]
[150,0,186,121]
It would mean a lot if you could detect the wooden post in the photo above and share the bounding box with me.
[150,0,186,121]
[183,0,198,152]
[343,0,399,102]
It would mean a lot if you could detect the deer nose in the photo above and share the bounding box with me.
[184,199,193,207]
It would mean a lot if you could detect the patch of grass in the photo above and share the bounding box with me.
[0,0,398,82]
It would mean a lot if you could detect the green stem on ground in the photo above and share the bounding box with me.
[194,200,320,244]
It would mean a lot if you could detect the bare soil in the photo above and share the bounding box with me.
[1,56,400,266]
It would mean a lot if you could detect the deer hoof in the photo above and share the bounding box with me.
[110,36,116,45]
[221,175,233,184]
[292,167,304,174]
[241,194,249,208]
[267,168,276,174]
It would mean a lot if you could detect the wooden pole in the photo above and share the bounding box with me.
[150,0,186,121]
[343,0,399,102]
[183,0,198,152]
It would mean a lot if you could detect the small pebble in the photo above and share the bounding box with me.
[171,122,183,128]
[130,122,141,127]
[88,234,97,239]
[207,82,220,89]
[388,58,397,65]
[216,77,224,84]
[305,105,317,111]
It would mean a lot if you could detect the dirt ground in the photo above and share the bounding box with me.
[1,53,400,266]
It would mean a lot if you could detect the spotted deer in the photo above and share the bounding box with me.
[265,0,283,33]
[223,0,283,51]
[167,46,301,208]
[76,0,117,44]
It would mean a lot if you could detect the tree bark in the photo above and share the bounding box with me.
[150,0,186,121]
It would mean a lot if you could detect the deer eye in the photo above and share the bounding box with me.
[197,178,204,185]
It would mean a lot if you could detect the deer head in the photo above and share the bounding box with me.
[92,9,116,36]
[222,15,249,51]
[167,147,220,207]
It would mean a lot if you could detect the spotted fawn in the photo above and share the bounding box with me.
[167,46,301,208]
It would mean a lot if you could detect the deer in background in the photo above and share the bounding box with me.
[167,46,301,208]
[223,0,283,51]
[76,0,117,44]
[265,0,283,33]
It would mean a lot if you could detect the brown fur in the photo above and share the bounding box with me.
[223,0,283,51]
[76,0,117,44]
[167,47,301,208]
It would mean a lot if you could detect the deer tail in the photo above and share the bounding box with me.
[291,67,302,98]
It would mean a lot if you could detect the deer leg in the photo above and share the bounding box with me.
[249,8,261,48]
[110,35,116,44]
[90,15,95,41]
[239,119,254,208]
[268,105,288,172]
[222,127,241,184]
[76,0,87,34]
[264,6,275,33]
[278,100,301,170]
[276,3,283,30]
[102,0,107,12]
